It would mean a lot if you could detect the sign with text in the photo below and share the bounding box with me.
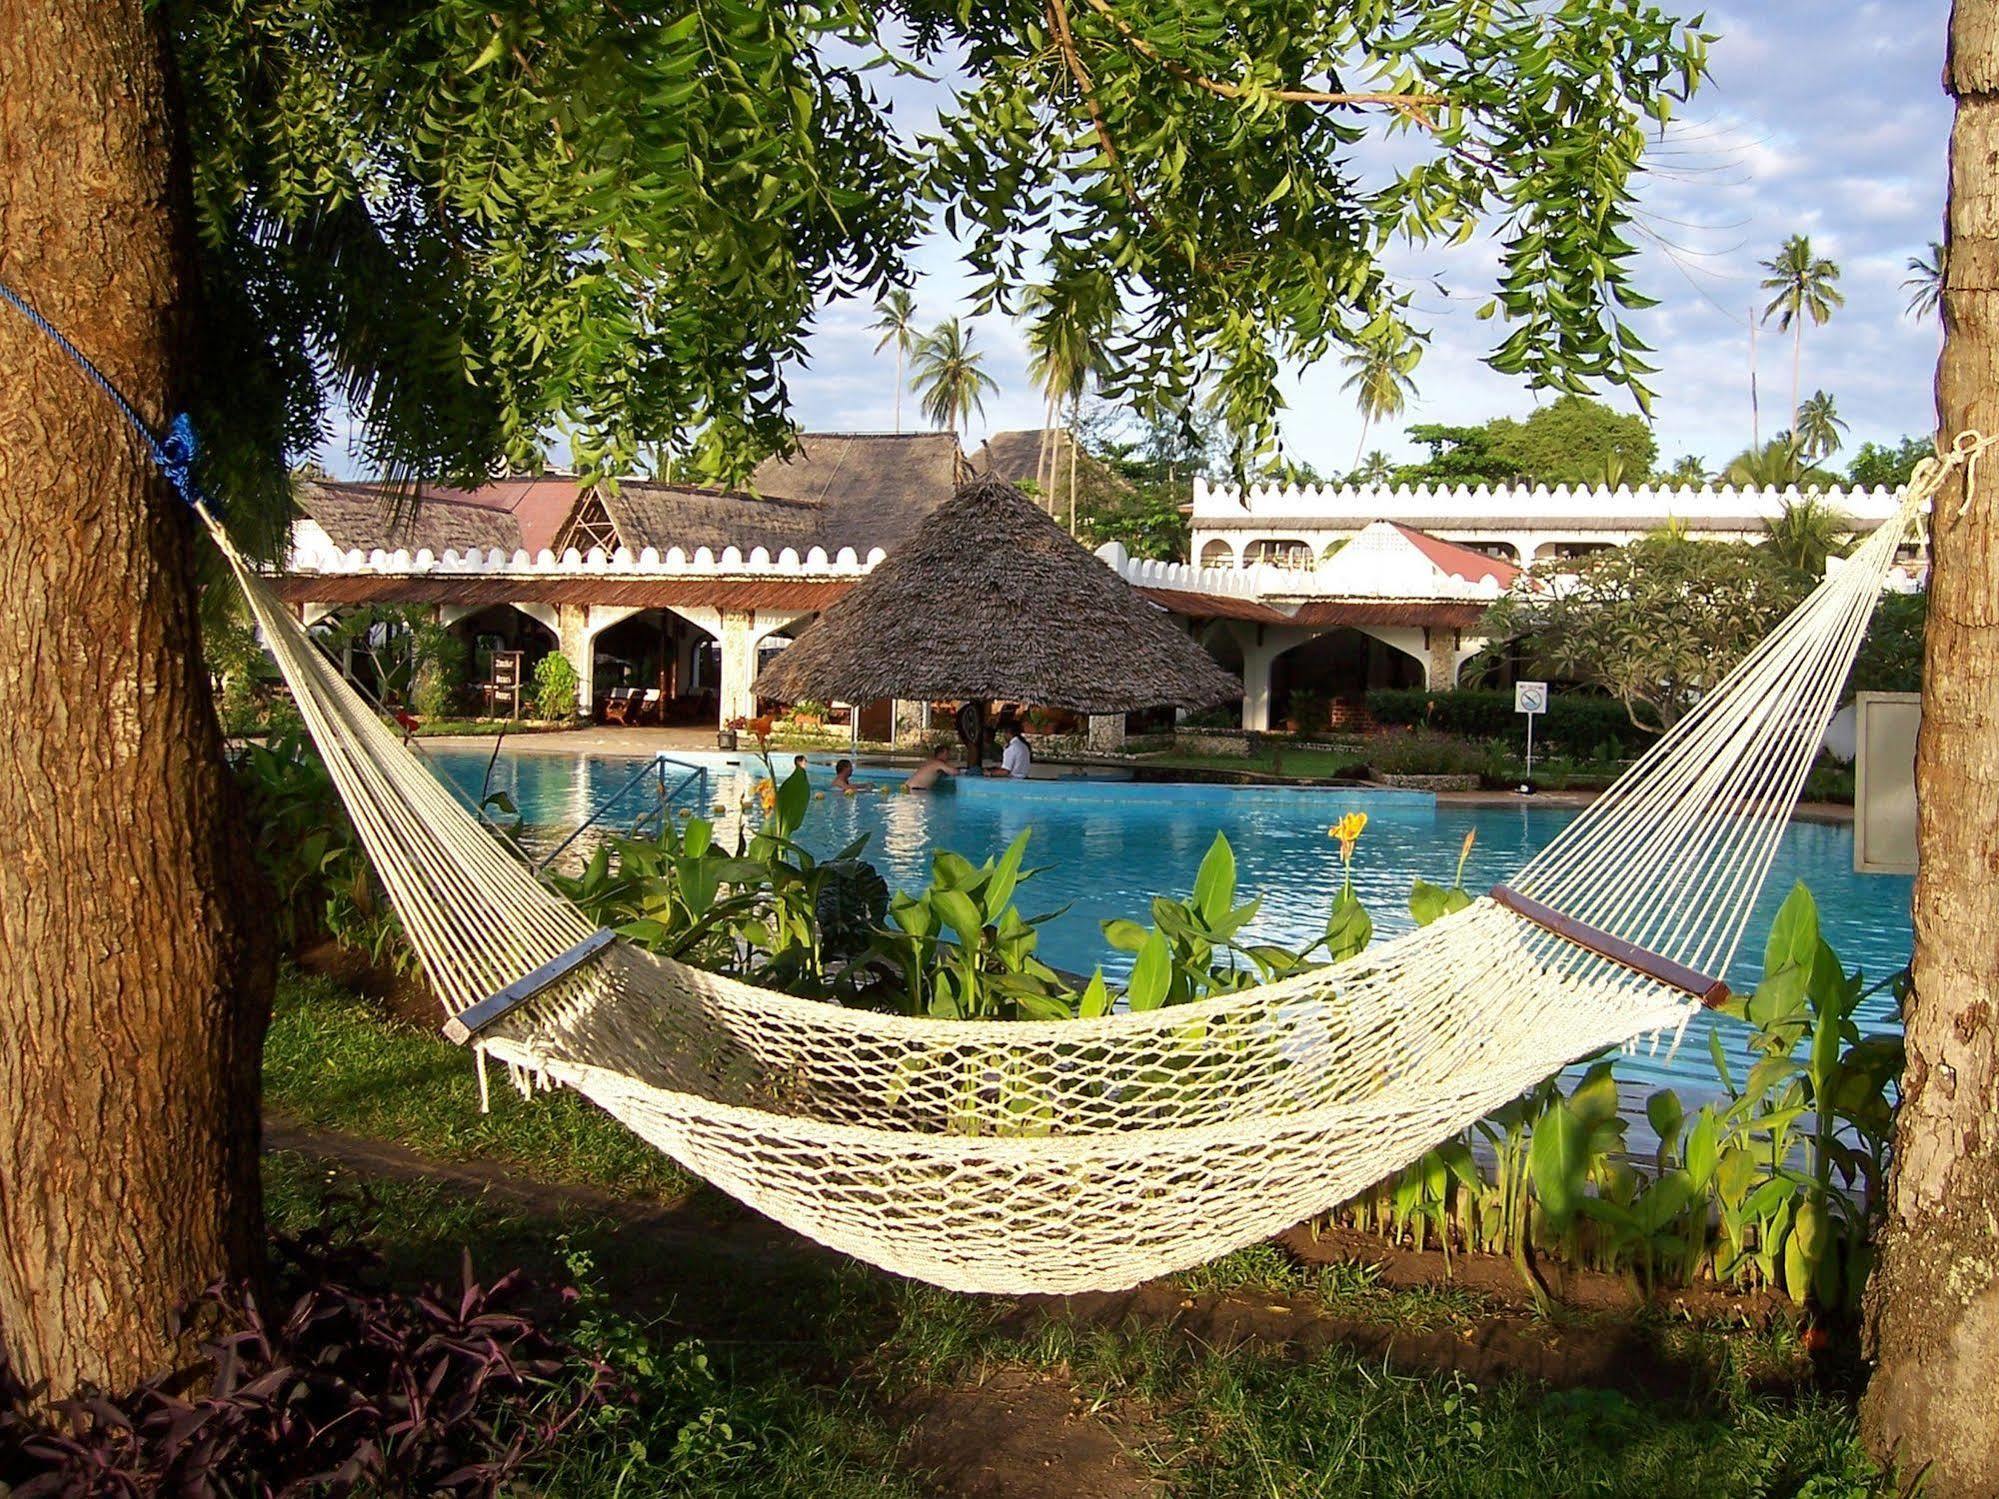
[1514,681,1549,716]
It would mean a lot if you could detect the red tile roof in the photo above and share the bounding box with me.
[417,476,587,555]
[1389,523,1521,588]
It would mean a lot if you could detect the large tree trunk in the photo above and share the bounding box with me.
[0,0,270,1402]
[1859,5,1999,1491]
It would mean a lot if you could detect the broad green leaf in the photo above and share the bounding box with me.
[1127,929,1172,1012]
[1529,1100,1588,1228]
[1078,970,1113,1019]
[1324,888,1373,963]
[932,888,986,947]
[1192,833,1236,926]
[983,829,1031,919]
[1409,878,1471,927]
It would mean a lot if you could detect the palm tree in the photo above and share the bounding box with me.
[1340,330,1420,467]
[1794,390,1849,461]
[910,319,998,456]
[1903,240,1945,321]
[1723,437,1837,492]
[1765,494,1854,576]
[1662,453,1709,486]
[1022,281,1115,525]
[871,290,920,433]
[1759,235,1844,440]
[1349,450,1395,487]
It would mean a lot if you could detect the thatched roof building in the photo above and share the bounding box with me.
[754,476,1241,713]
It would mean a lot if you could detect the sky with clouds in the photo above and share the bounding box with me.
[317,4,1953,481]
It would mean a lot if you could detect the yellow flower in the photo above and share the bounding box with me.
[1329,811,1368,862]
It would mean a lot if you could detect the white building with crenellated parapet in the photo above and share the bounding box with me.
[1189,477,1910,570]
[277,433,1920,739]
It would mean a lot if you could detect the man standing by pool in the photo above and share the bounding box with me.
[995,721,1033,780]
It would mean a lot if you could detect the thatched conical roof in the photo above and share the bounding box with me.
[755,476,1242,714]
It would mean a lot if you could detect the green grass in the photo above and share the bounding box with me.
[266,968,696,1202]
[261,976,1894,1497]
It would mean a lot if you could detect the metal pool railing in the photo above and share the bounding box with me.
[529,754,711,873]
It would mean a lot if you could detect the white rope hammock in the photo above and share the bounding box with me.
[208,446,1967,1296]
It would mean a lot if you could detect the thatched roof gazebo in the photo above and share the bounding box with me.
[754,477,1241,747]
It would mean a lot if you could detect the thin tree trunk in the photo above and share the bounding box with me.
[1860,6,1999,1490]
[1353,413,1372,471]
[1750,307,1761,451]
[1067,399,1080,535]
[0,0,271,1403]
[1791,318,1803,443]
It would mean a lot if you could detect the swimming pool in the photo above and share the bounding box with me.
[431,746,1914,1104]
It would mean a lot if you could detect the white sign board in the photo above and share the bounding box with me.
[1514,681,1549,715]
[1854,691,1921,875]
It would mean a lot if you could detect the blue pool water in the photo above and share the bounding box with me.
[432,747,1914,1106]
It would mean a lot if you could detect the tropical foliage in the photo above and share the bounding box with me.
[1764,495,1854,576]
[156,0,1710,527]
[241,734,1902,1317]
[1391,397,1658,488]
[530,653,582,723]
[1720,439,1840,492]
[1903,240,1944,321]
[1759,235,1844,438]
[1794,390,1848,461]
[1845,436,1932,490]
[870,290,921,433]
[1340,329,1422,467]
[1487,536,1805,731]
[910,319,998,441]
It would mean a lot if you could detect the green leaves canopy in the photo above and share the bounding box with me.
[165,0,1707,532]
[1486,535,1805,733]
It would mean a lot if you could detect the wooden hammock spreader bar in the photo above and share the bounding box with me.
[443,929,618,1044]
[1488,884,1732,1009]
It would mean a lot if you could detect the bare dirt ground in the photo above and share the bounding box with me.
[900,1368,1170,1499]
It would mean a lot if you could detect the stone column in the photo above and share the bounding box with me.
[715,609,760,725]
[1087,713,1127,753]
[554,603,594,716]
[1239,641,1278,731]
[1425,627,1462,690]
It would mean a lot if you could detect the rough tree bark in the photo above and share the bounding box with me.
[0,0,270,1401]
[1859,4,1999,1491]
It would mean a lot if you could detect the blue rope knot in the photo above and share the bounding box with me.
[160,412,201,506]
[0,277,222,519]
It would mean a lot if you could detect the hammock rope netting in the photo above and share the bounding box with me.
[3,277,1962,1296]
[191,445,1959,1296]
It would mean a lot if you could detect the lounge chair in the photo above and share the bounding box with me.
[630,688,663,725]
[601,687,639,725]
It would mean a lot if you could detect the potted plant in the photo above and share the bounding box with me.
[793,697,829,731]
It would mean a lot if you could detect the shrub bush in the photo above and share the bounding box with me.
[1367,688,1653,756]
[530,652,581,721]
[410,616,468,719]
[0,1225,609,1497]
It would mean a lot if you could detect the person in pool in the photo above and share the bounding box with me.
[903,743,957,790]
[832,758,857,793]
[792,754,808,776]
